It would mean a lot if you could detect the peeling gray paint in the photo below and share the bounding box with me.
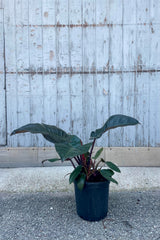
[0,0,160,148]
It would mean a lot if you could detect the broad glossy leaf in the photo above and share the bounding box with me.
[11,122,92,162]
[76,173,86,190]
[55,142,92,162]
[100,170,118,184]
[105,161,121,173]
[69,165,82,184]
[68,135,82,148]
[11,123,70,144]
[90,114,140,139]
[93,147,103,159]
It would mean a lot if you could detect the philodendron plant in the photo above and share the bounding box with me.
[11,114,139,190]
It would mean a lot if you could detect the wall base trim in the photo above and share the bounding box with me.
[0,147,160,167]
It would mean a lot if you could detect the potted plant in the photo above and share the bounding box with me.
[11,114,139,221]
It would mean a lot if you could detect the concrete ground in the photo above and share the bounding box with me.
[0,167,160,192]
[0,167,160,239]
[0,190,160,240]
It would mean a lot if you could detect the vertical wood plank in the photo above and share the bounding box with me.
[109,0,122,24]
[30,74,44,147]
[56,75,71,133]
[109,25,123,71]
[149,72,160,147]
[56,0,69,71]
[42,0,56,72]
[95,74,109,147]
[136,25,150,71]
[123,73,136,147]
[6,74,17,147]
[69,0,82,72]
[15,1,31,146]
[150,0,160,24]
[4,0,16,72]
[82,74,97,143]
[109,73,123,147]
[4,0,18,147]
[55,0,70,134]
[28,0,43,71]
[150,24,160,70]
[43,74,57,145]
[42,26,56,72]
[0,9,6,145]
[135,73,150,147]
[0,0,4,8]
[17,74,31,147]
[95,0,110,146]
[83,0,96,72]
[29,26,43,72]
[28,0,44,146]
[137,0,150,24]
[123,0,136,24]
[96,26,109,71]
[42,0,56,25]
[82,0,97,143]
[123,25,136,71]
[15,0,29,73]
[70,74,83,139]
[42,0,57,146]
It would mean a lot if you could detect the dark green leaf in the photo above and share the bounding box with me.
[83,152,90,158]
[11,123,91,161]
[105,161,121,173]
[11,123,70,144]
[55,142,92,162]
[69,166,82,184]
[42,158,61,165]
[47,158,61,163]
[100,169,114,177]
[101,158,105,163]
[93,147,103,159]
[76,173,86,190]
[100,170,118,184]
[90,114,140,139]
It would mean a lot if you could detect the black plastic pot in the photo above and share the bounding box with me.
[74,180,110,221]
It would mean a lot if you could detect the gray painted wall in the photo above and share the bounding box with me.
[0,0,160,148]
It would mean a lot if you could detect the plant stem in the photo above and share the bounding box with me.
[95,159,102,170]
[74,157,80,165]
[89,138,96,158]
[66,158,76,168]
[70,159,76,168]
[88,138,96,168]
[77,156,82,164]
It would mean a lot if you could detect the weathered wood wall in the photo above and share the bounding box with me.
[0,0,160,148]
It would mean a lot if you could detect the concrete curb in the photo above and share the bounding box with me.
[0,167,160,192]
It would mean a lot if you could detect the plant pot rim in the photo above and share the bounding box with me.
[85,180,110,185]
[74,179,110,190]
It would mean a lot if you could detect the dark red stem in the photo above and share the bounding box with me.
[66,158,76,168]
[88,138,96,168]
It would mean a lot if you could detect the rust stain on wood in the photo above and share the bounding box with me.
[44,12,48,18]
[17,23,113,28]
[15,23,153,28]
[49,50,54,61]
[37,45,42,49]
[4,68,160,75]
